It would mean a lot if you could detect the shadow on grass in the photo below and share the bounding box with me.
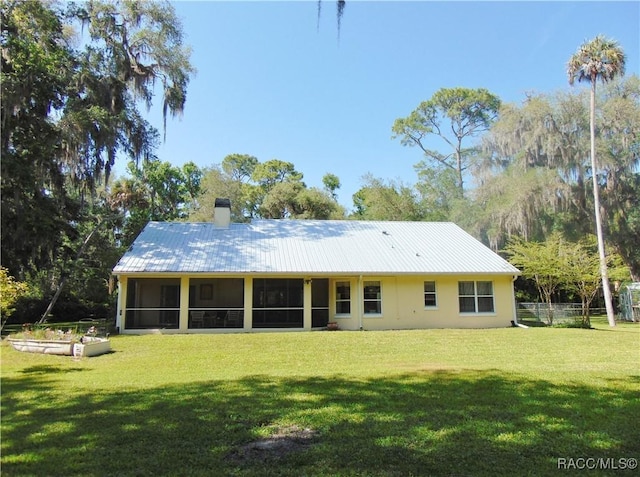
[19,365,88,375]
[1,370,639,476]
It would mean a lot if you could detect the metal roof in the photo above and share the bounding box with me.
[113,220,520,275]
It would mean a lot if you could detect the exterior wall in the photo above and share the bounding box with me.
[115,273,517,333]
[333,275,515,331]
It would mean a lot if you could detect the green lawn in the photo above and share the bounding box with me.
[2,319,639,476]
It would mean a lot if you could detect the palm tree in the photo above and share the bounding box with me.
[567,35,626,327]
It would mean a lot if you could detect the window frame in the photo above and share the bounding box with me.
[423,280,438,309]
[335,280,352,317]
[363,280,382,316]
[458,280,495,315]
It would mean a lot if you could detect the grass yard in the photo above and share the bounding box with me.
[2,319,639,476]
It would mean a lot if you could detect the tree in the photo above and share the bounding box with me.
[190,157,344,221]
[351,176,424,221]
[473,166,569,249]
[60,0,194,188]
[563,236,629,327]
[606,172,640,281]
[506,234,630,327]
[251,159,304,192]
[478,78,639,265]
[392,87,501,193]
[568,35,626,326]
[259,181,305,218]
[250,162,344,219]
[77,0,194,140]
[108,160,202,245]
[504,234,569,325]
[222,154,259,183]
[295,187,344,219]
[1,0,194,283]
[191,154,261,222]
[1,0,78,278]
[0,267,29,323]
[413,163,467,223]
[322,173,341,201]
[597,76,640,281]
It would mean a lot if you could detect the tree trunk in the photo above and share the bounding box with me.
[590,78,616,326]
[36,222,103,325]
[455,140,464,194]
[581,296,591,328]
[543,289,554,325]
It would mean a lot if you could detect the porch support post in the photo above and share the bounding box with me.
[179,276,190,332]
[243,278,253,331]
[303,278,312,330]
[117,276,127,332]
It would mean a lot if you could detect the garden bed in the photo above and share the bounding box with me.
[8,337,111,357]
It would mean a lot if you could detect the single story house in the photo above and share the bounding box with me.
[112,200,521,333]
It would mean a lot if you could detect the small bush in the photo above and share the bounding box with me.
[0,267,29,318]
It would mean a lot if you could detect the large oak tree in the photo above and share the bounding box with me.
[1,0,194,305]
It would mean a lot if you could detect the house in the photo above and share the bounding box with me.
[112,199,521,333]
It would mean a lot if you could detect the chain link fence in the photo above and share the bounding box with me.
[516,303,606,326]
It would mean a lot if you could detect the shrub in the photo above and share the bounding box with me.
[0,267,30,319]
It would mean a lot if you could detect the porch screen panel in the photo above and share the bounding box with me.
[311,279,329,328]
[125,278,180,329]
[188,278,244,328]
[252,279,303,328]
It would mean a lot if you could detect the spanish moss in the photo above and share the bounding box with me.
[317,1,346,38]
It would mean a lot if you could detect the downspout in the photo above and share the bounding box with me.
[511,275,528,328]
[358,275,364,331]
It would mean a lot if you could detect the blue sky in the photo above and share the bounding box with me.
[136,1,639,210]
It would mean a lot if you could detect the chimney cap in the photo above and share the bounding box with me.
[214,198,231,208]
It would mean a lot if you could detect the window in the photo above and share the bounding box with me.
[458,281,495,313]
[363,281,382,315]
[335,281,351,315]
[424,281,437,308]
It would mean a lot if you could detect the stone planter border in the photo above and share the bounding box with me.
[8,337,111,357]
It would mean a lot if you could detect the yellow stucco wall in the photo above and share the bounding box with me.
[116,273,516,333]
[332,275,515,331]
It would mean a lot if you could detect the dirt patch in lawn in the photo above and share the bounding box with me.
[229,425,319,463]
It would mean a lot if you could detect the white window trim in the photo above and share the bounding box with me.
[363,280,383,317]
[335,280,352,318]
[423,280,438,310]
[458,280,496,316]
